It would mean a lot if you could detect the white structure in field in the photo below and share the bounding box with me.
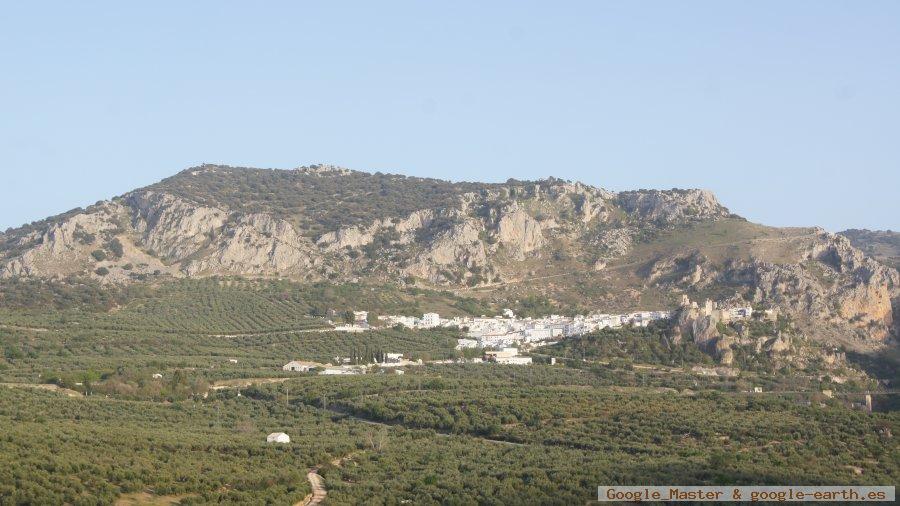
[320,365,367,375]
[484,347,520,360]
[496,356,532,365]
[484,347,532,365]
[282,360,322,372]
[334,324,368,332]
[266,432,290,444]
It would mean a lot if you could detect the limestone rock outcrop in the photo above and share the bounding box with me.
[127,191,226,262]
[184,213,317,277]
[497,209,544,260]
[618,189,730,224]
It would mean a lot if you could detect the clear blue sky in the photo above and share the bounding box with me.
[2,1,899,232]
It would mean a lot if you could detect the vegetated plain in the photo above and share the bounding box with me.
[2,366,897,505]
[1,276,897,505]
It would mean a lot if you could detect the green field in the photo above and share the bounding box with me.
[3,363,896,505]
[1,276,897,505]
[0,277,497,333]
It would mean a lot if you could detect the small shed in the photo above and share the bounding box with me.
[266,432,290,444]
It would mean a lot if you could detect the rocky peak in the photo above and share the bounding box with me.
[294,164,354,176]
[617,188,730,224]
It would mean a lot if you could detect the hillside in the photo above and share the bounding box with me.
[2,164,898,504]
[841,229,900,270]
[0,164,897,354]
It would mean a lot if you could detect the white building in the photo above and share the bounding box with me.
[320,366,366,375]
[496,356,532,365]
[455,338,478,350]
[421,313,440,328]
[334,324,367,332]
[523,327,553,342]
[380,315,418,328]
[266,432,291,444]
[484,347,520,361]
[282,360,322,372]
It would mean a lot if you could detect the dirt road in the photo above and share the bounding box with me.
[302,469,327,506]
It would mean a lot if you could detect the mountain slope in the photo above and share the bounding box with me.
[840,229,900,270]
[1,164,897,350]
[0,164,730,283]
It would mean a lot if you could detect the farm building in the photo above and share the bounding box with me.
[282,360,323,372]
[266,432,290,444]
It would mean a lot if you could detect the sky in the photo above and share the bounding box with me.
[2,1,899,232]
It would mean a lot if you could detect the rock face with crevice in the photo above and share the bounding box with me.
[618,189,730,224]
[497,209,544,260]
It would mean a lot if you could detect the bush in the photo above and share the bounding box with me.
[106,239,124,258]
[91,250,107,262]
[95,267,110,276]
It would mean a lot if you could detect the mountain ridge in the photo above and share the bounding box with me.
[1,164,897,354]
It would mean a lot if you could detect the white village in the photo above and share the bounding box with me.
[282,296,756,375]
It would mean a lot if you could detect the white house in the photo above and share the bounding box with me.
[484,347,519,361]
[266,432,290,444]
[495,356,532,365]
[455,338,478,350]
[421,312,440,328]
[282,360,322,372]
[353,311,369,324]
